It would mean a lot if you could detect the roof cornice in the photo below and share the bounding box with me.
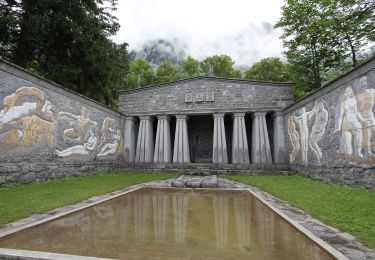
[118,76,293,94]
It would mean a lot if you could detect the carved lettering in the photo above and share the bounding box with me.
[196,93,204,102]
[184,92,215,103]
[185,93,193,103]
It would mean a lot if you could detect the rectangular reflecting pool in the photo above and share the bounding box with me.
[0,188,336,259]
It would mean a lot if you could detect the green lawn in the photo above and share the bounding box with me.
[0,171,175,228]
[225,175,375,248]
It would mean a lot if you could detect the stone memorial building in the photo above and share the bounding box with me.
[0,58,374,188]
[119,77,293,165]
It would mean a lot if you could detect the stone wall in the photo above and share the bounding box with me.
[119,77,293,115]
[284,57,375,188]
[0,59,125,185]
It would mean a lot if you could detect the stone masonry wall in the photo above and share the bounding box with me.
[284,58,375,188]
[0,60,125,185]
[119,77,293,115]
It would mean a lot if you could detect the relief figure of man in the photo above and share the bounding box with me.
[334,86,365,158]
[356,76,375,156]
[293,104,317,163]
[59,106,97,142]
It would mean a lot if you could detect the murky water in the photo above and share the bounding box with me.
[0,188,334,259]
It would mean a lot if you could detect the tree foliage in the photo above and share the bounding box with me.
[179,56,200,78]
[275,0,374,97]
[0,0,129,108]
[200,55,240,78]
[155,61,179,84]
[244,57,290,82]
[126,58,155,89]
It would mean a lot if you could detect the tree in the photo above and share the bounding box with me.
[155,61,179,84]
[275,0,374,95]
[179,56,200,78]
[329,0,374,66]
[244,57,290,82]
[200,55,240,78]
[0,0,129,108]
[125,58,154,89]
[0,0,21,58]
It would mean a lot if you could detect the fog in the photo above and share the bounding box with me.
[112,0,285,67]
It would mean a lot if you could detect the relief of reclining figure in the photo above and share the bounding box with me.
[0,87,55,146]
[55,129,98,157]
[97,117,122,157]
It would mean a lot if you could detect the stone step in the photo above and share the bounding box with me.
[171,175,218,188]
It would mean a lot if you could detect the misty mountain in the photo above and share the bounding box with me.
[130,39,186,68]
[129,22,283,69]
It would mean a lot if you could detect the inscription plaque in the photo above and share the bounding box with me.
[185,92,215,103]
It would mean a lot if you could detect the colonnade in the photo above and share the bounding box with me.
[124,112,287,164]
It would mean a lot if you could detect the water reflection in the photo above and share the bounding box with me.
[212,196,229,249]
[0,188,335,260]
[133,194,150,241]
[234,198,251,251]
[152,192,168,243]
[172,193,189,244]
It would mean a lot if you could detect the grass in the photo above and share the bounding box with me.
[224,175,375,248]
[0,171,175,228]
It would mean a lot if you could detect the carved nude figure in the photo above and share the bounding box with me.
[55,129,98,157]
[97,129,121,157]
[98,117,116,149]
[309,102,328,162]
[334,86,365,158]
[59,106,97,142]
[287,116,300,162]
[0,87,55,141]
[293,104,317,163]
[356,76,375,156]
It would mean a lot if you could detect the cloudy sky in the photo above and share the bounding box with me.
[113,0,285,67]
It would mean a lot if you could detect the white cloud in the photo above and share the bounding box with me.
[112,0,285,66]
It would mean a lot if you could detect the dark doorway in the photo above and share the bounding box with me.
[224,114,233,163]
[266,112,275,162]
[188,115,214,163]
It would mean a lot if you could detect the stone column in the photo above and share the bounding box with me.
[212,113,228,163]
[173,115,190,163]
[124,116,136,162]
[135,116,154,163]
[251,112,272,163]
[154,115,172,163]
[273,112,287,163]
[232,113,250,164]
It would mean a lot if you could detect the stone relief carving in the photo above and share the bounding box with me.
[335,76,375,160]
[287,116,300,162]
[0,87,55,146]
[289,101,329,163]
[309,102,329,162]
[56,106,99,158]
[97,117,122,157]
[59,105,97,142]
[293,105,317,163]
[357,77,375,157]
[55,128,98,157]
